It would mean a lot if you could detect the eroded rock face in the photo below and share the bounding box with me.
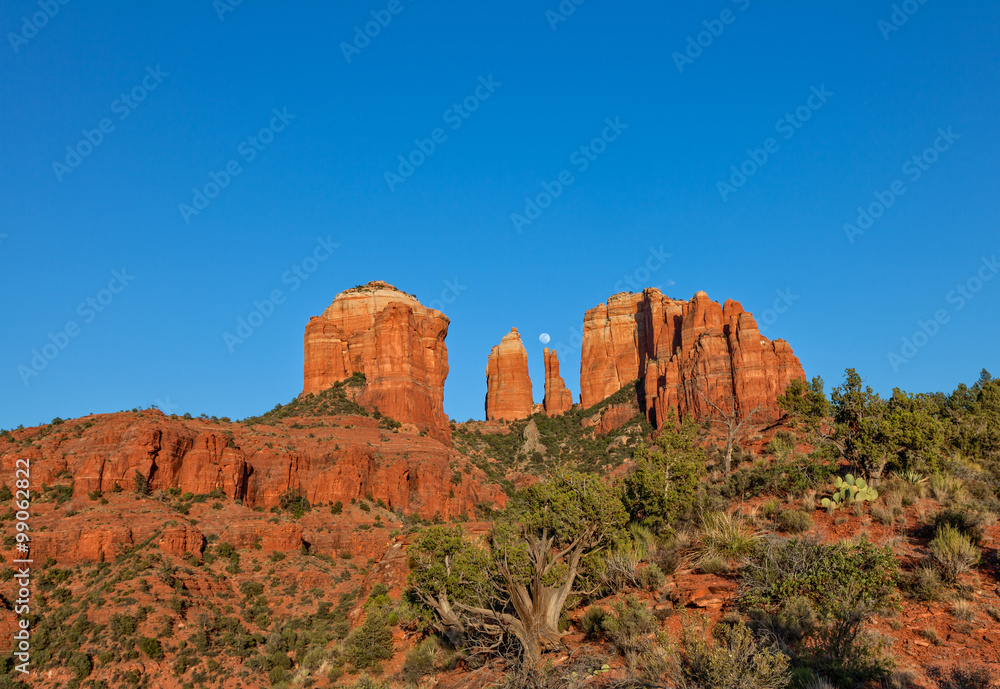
[485,328,533,421]
[580,289,805,426]
[543,348,573,417]
[303,281,451,444]
[0,410,505,565]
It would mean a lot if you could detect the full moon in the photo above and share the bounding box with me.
[539,333,551,344]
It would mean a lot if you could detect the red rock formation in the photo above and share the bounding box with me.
[543,348,573,416]
[0,410,505,566]
[485,328,533,421]
[302,281,451,444]
[580,289,805,426]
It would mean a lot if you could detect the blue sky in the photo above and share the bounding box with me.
[2,0,998,428]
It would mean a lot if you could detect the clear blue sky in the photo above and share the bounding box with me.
[2,0,998,428]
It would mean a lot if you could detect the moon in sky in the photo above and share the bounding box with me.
[539,333,551,344]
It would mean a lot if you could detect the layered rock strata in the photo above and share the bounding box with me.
[303,281,451,444]
[580,289,805,426]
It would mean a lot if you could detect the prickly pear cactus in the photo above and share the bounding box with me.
[821,474,878,510]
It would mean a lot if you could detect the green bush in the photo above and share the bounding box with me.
[621,431,706,533]
[69,652,93,680]
[776,509,813,534]
[344,603,395,671]
[672,620,790,689]
[741,537,899,686]
[637,563,667,591]
[401,637,437,684]
[692,512,760,567]
[601,596,660,668]
[932,506,986,546]
[741,538,898,616]
[278,489,310,518]
[138,637,164,660]
[903,565,943,601]
[580,605,608,639]
[929,525,981,582]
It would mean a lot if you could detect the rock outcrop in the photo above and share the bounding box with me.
[580,289,805,426]
[302,281,451,444]
[543,348,573,416]
[485,328,533,421]
[2,410,504,553]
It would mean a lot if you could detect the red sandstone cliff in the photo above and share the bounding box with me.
[543,348,573,416]
[0,410,504,564]
[485,328,533,421]
[581,289,805,426]
[303,281,451,444]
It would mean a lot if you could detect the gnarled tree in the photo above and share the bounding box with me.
[407,471,628,666]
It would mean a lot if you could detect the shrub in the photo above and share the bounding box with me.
[401,637,437,684]
[762,498,781,518]
[138,637,164,660]
[741,537,899,686]
[69,652,93,680]
[621,436,706,532]
[344,603,395,671]
[932,506,986,546]
[672,620,790,689]
[692,512,760,567]
[776,509,813,534]
[748,595,817,650]
[927,665,999,689]
[929,525,981,582]
[601,596,660,668]
[331,500,343,515]
[580,605,608,639]
[903,565,943,601]
[637,563,667,591]
[278,489,311,518]
[133,471,150,497]
[741,538,899,617]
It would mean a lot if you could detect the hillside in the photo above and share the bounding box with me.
[0,370,998,688]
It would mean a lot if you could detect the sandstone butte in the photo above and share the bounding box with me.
[542,348,573,416]
[485,328,534,421]
[580,289,805,427]
[302,281,451,445]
